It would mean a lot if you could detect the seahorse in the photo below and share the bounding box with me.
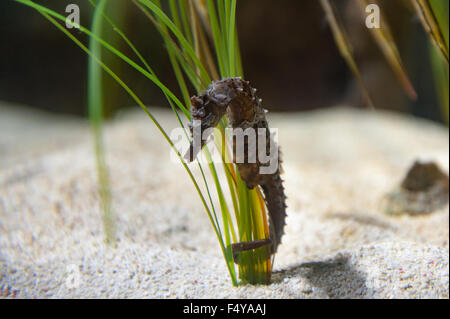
[184,77,287,257]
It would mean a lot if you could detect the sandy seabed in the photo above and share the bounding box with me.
[0,103,448,298]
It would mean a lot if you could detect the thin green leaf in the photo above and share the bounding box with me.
[227,0,238,77]
[137,0,211,83]
[88,0,115,244]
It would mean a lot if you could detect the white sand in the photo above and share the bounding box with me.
[0,103,448,298]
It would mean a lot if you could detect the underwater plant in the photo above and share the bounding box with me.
[319,0,448,121]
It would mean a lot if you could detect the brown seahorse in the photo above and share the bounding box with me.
[184,77,287,257]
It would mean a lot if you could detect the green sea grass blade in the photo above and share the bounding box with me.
[88,0,115,244]
[137,0,211,84]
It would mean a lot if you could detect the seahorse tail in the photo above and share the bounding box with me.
[261,165,287,254]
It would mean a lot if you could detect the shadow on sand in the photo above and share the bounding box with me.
[272,254,373,298]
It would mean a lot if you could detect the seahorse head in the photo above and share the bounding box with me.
[213,78,259,127]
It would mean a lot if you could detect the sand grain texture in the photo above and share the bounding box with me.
[0,103,448,298]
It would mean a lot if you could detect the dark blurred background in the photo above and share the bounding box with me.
[1,0,447,123]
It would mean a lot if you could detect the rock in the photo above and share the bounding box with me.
[383,161,449,215]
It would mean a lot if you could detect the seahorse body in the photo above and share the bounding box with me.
[185,77,287,254]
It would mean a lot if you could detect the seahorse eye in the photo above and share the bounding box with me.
[190,96,204,108]
[214,93,227,101]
